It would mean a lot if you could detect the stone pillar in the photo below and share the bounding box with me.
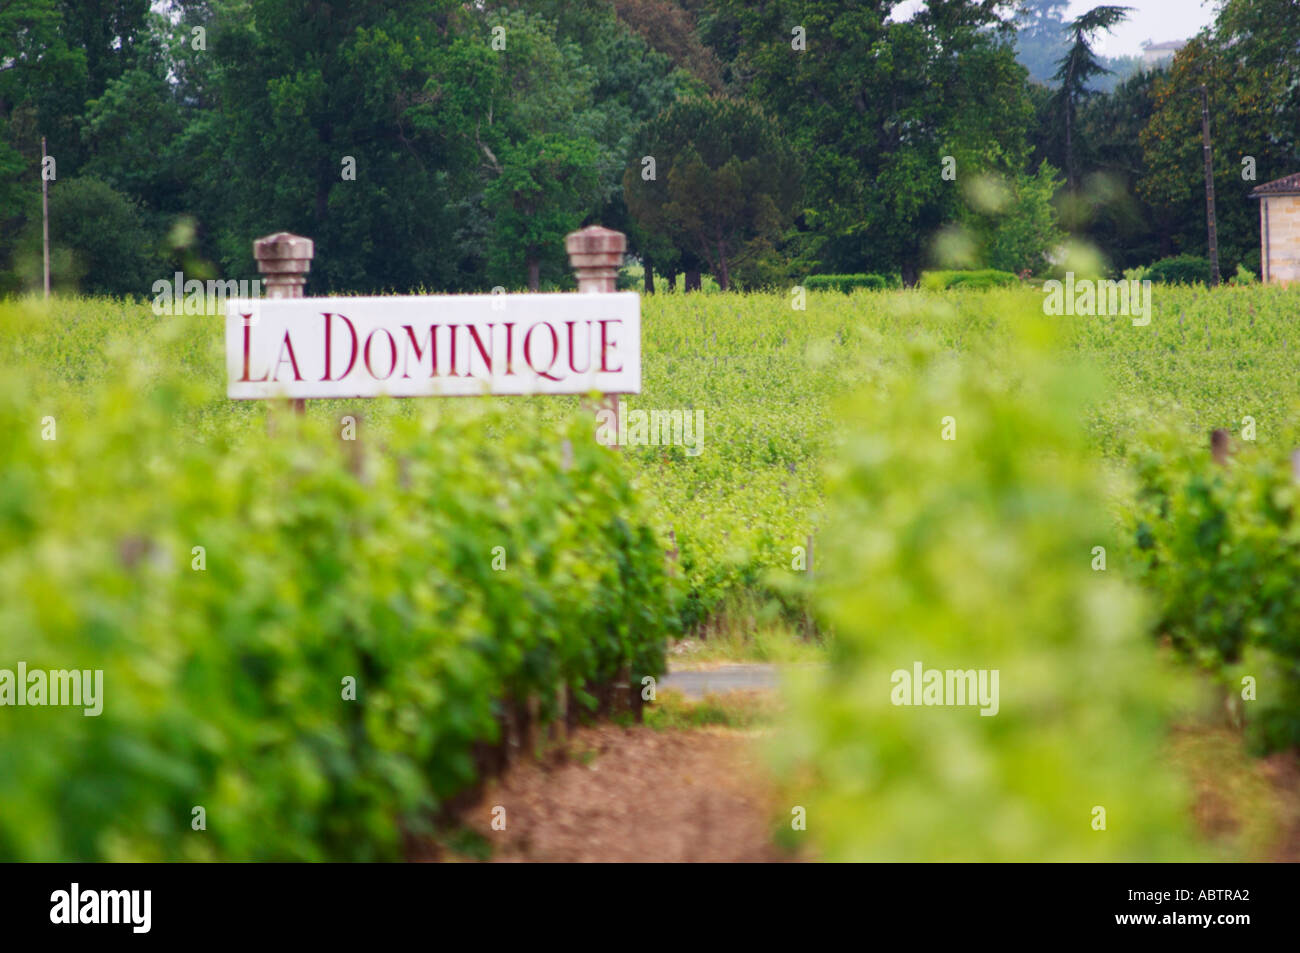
[253,232,314,298]
[565,225,624,293]
[254,232,313,412]
[566,226,627,447]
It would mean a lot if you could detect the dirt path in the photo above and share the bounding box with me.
[420,706,1300,863]
[659,663,783,697]
[1170,725,1300,862]
[438,722,792,862]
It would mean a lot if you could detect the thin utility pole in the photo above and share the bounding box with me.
[41,136,50,298]
[1199,85,1220,286]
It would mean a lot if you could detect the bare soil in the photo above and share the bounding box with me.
[1171,724,1300,861]
[412,702,1300,864]
[432,722,794,863]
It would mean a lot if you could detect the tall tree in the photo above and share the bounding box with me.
[1052,5,1132,191]
[33,0,150,172]
[715,0,1035,283]
[0,0,87,289]
[484,134,605,290]
[471,2,681,288]
[1074,69,1169,268]
[195,0,496,291]
[1140,0,1300,273]
[79,12,190,216]
[624,96,799,290]
[1014,0,1071,84]
[613,0,725,93]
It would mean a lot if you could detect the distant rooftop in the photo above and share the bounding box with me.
[1251,173,1300,198]
[1140,39,1187,52]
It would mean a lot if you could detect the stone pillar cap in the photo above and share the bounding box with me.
[566,226,625,293]
[565,225,626,256]
[254,232,314,267]
[253,232,313,298]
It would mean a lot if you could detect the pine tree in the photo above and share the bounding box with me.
[1053,6,1132,190]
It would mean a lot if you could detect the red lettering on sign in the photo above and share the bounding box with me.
[503,323,516,375]
[401,325,437,378]
[364,328,398,380]
[272,330,302,382]
[524,322,563,382]
[566,320,592,374]
[447,324,460,377]
[467,324,493,376]
[239,318,268,382]
[599,319,623,373]
[322,313,358,381]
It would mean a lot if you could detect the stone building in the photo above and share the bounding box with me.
[1139,39,1186,67]
[1251,173,1300,286]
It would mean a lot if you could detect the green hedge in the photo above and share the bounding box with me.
[804,273,889,293]
[0,301,677,860]
[1146,254,1212,285]
[1129,436,1300,751]
[920,269,1021,291]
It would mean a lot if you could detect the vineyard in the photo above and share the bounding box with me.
[2,283,1299,861]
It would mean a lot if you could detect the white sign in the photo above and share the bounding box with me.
[226,293,641,399]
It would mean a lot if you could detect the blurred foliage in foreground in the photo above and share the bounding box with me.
[1129,432,1300,753]
[775,306,1206,861]
[0,299,677,861]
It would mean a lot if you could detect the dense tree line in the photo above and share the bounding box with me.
[0,0,1296,295]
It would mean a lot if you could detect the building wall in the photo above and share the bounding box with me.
[1140,50,1178,67]
[1263,195,1300,286]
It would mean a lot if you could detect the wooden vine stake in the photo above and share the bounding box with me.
[804,532,815,639]
[1210,428,1231,466]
